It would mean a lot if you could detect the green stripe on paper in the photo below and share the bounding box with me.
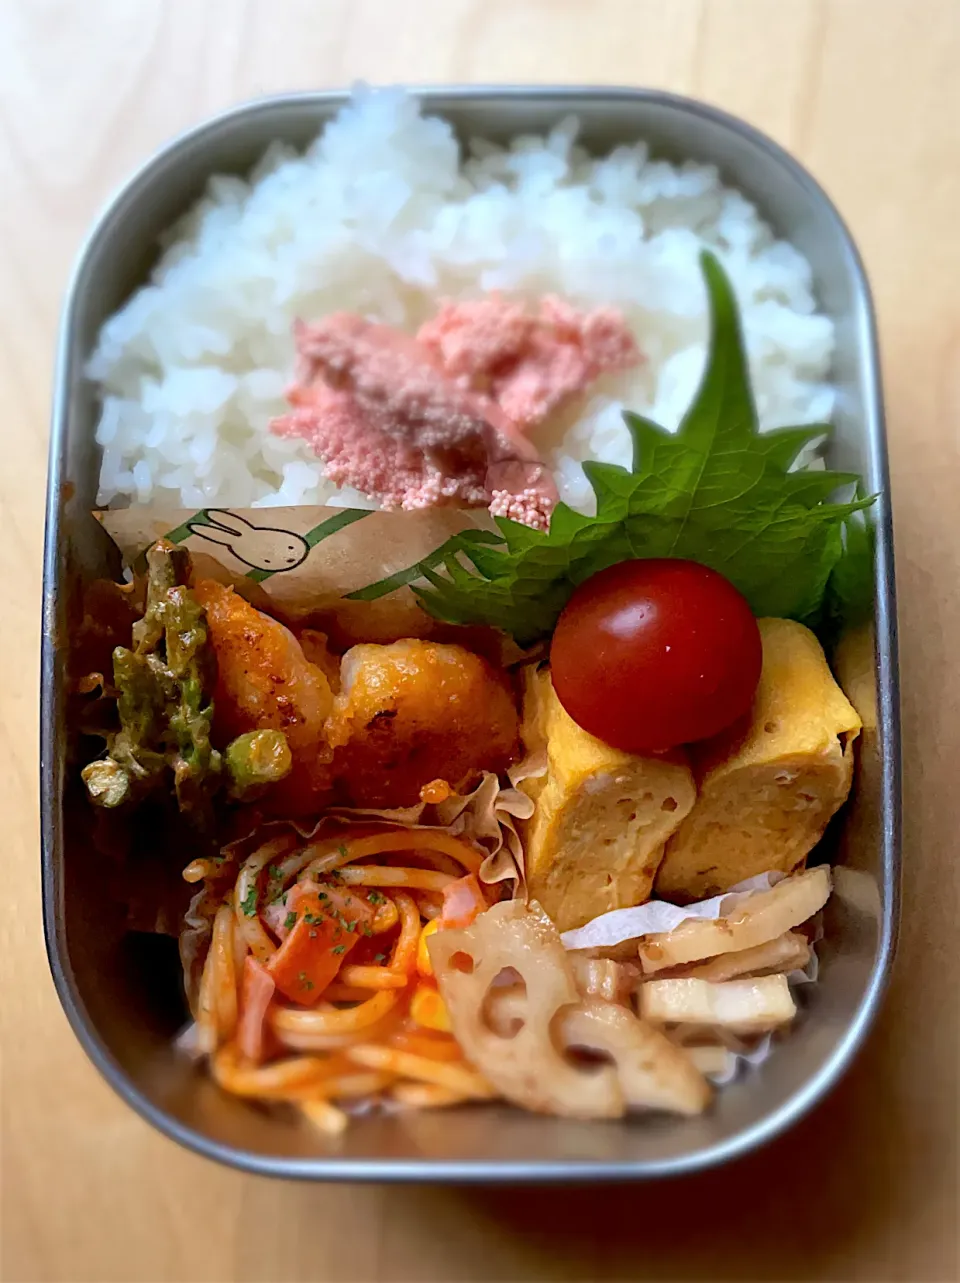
[245,508,372,583]
[303,508,372,548]
[345,528,504,601]
[165,509,211,544]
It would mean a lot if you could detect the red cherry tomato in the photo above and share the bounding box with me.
[550,559,762,753]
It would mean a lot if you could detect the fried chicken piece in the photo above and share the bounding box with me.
[194,580,335,814]
[328,640,519,808]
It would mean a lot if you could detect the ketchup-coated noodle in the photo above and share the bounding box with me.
[191,827,495,1127]
[211,904,239,1040]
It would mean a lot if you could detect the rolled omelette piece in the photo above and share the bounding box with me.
[655,617,861,902]
[518,668,696,932]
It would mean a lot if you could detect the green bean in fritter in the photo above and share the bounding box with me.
[81,540,289,825]
[224,729,293,799]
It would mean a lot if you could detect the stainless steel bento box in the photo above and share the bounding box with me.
[41,87,900,1181]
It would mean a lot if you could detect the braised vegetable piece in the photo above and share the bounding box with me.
[655,931,811,983]
[639,975,797,1033]
[429,900,709,1118]
[556,1001,711,1115]
[639,867,832,975]
[81,541,291,823]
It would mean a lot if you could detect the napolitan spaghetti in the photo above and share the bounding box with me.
[189,827,496,1134]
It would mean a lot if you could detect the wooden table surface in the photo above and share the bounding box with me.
[2,2,958,1280]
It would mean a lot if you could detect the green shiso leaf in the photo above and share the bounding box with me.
[356,250,875,646]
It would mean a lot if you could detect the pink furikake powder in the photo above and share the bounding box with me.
[417,295,640,428]
[272,296,640,529]
[274,315,558,527]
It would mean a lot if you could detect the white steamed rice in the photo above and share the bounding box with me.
[90,87,835,514]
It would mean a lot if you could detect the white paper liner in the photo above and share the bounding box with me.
[707,1035,773,1085]
[560,871,785,951]
[174,1020,204,1060]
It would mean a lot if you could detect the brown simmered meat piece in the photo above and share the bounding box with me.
[328,639,519,808]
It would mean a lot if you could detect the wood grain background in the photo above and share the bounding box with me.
[2,2,958,1280]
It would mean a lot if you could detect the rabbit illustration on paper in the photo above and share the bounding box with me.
[186,510,310,573]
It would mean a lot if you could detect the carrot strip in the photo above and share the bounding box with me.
[266,890,368,1005]
[237,956,275,1064]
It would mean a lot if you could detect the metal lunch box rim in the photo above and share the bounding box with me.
[41,84,901,1182]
